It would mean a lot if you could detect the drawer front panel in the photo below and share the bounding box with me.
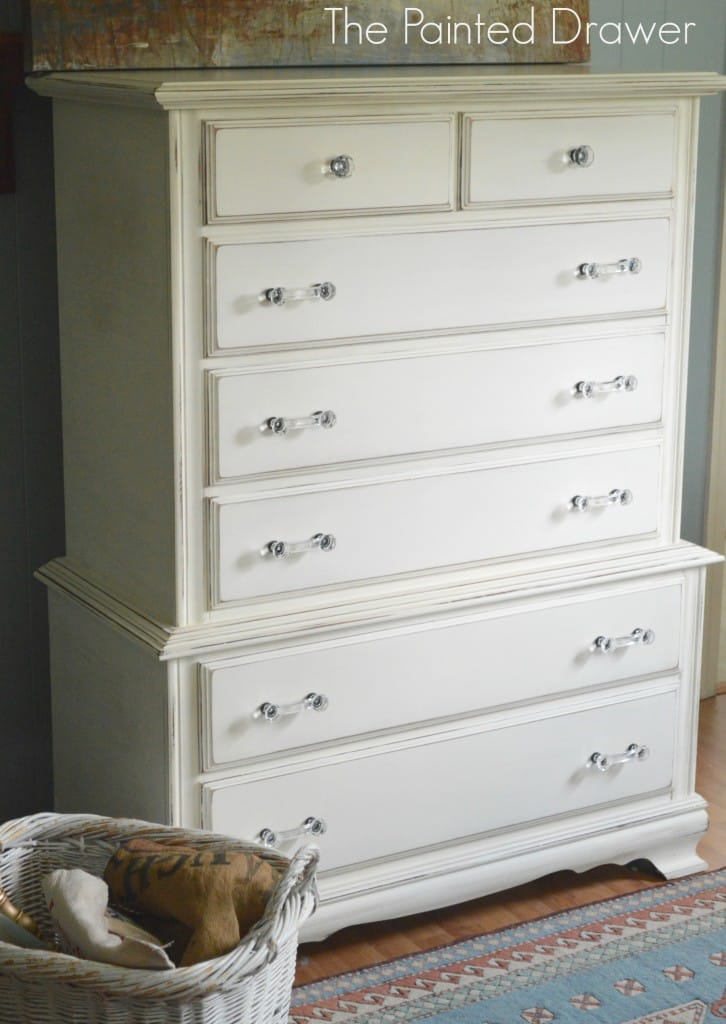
[204,689,677,870]
[212,444,661,605]
[202,581,682,769]
[464,112,676,206]
[210,332,665,481]
[207,117,454,221]
[211,218,669,352]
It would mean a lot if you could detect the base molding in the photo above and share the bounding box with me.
[302,801,708,941]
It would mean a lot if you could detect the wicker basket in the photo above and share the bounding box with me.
[0,813,319,1024]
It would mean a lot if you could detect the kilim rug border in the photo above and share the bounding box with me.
[290,868,726,1024]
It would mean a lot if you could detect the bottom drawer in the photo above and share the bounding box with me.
[203,688,676,871]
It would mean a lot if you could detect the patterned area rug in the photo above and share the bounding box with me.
[290,869,726,1023]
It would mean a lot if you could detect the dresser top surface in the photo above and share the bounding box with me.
[27,65,726,109]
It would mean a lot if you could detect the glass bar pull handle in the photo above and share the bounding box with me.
[257,692,330,722]
[257,817,327,849]
[589,743,650,773]
[575,375,638,399]
[578,258,642,280]
[264,410,337,435]
[594,627,655,654]
[263,533,336,559]
[571,488,633,511]
[263,282,336,306]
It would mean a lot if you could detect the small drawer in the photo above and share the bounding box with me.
[200,579,682,770]
[202,688,677,871]
[463,111,676,207]
[208,331,665,482]
[210,442,661,607]
[205,116,454,222]
[209,218,669,352]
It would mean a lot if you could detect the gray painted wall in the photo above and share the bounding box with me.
[0,0,62,820]
[0,3,723,818]
[590,0,726,540]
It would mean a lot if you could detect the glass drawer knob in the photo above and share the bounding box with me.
[328,154,354,178]
[569,145,595,167]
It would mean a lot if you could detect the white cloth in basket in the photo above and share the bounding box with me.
[42,869,174,970]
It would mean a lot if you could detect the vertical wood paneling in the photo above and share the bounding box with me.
[661,0,726,544]
[591,0,726,544]
[592,0,725,693]
[697,1,726,692]
[588,0,625,71]
[664,0,724,72]
[619,0,667,72]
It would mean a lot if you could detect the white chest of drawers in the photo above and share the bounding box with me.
[32,67,725,940]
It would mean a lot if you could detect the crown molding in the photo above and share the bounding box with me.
[26,68,726,110]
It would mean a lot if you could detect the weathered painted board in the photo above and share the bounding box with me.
[25,1,591,70]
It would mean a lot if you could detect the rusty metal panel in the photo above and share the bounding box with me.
[25,1,590,71]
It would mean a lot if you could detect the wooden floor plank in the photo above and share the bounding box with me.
[295,695,726,985]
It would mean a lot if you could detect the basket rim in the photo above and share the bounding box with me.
[0,813,318,1001]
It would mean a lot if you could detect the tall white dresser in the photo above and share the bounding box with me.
[31,67,726,939]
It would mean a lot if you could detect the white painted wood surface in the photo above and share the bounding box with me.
[210,330,666,481]
[47,591,170,821]
[464,109,676,206]
[201,577,683,769]
[204,687,677,872]
[31,66,725,939]
[52,101,177,622]
[41,548,712,939]
[208,115,455,221]
[211,218,670,352]
[212,443,662,605]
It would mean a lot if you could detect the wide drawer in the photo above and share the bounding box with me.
[205,116,454,222]
[463,111,676,206]
[203,688,677,871]
[210,218,669,352]
[200,579,682,770]
[209,332,665,481]
[210,443,661,606]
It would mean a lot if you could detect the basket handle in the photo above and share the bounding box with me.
[279,845,319,899]
[249,844,319,963]
[264,845,319,922]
